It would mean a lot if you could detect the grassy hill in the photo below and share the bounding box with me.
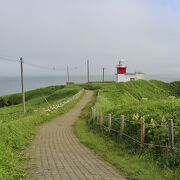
[87,80,180,168]
[0,85,83,179]
[0,80,179,179]
[96,80,180,120]
[75,80,180,179]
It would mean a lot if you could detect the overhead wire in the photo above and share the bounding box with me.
[69,61,87,71]
[0,55,87,72]
[24,61,66,71]
[0,56,19,63]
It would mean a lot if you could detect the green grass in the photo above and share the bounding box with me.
[1,80,179,179]
[94,80,180,154]
[74,93,180,180]
[0,85,64,107]
[0,85,83,180]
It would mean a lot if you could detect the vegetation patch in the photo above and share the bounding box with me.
[76,80,180,179]
[94,80,180,169]
[0,85,83,180]
[74,90,180,180]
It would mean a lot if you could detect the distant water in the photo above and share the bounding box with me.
[0,74,179,96]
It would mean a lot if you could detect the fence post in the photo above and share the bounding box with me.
[91,107,93,120]
[92,107,96,122]
[140,117,145,149]
[94,107,97,121]
[168,119,174,153]
[91,107,94,123]
[119,115,125,138]
[98,90,100,97]
[100,112,104,126]
[97,111,99,124]
[108,113,112,133]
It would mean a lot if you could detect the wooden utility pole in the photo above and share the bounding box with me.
[67,65,70,83]
[87,60,90,83]
[20,57,26,114]
[102,68,105,82]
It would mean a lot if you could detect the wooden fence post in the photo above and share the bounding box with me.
[92,107,96,122]
[97,112,99,124]
[91,107,94,123]
[119,115,125,138]
[100,112,104,126]
[98,90,100,97]
[168,119,174,153]
[140,117,145,149]
[108,113,112,133]
[91,107,93,121]
[94,106,97,121]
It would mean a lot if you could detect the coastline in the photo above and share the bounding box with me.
[0,74,179,96]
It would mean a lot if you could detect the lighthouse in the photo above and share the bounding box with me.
[117,59,127,75]
[116,59,144,82]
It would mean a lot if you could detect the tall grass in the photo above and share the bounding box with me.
[87,80,180,169]
[0,85,82,179]
[74,91,179,180]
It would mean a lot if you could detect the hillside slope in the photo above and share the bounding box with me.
[92,80,180,169]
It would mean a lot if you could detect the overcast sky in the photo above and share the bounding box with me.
[0,0,179,76]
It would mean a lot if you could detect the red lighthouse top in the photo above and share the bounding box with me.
[116,59,127,74]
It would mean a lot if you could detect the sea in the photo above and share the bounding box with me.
[0,74,179,96]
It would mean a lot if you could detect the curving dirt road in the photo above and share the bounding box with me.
[26,90,126,180]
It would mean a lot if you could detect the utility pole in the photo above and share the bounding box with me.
[20,57,26,114]
[102,68,105,82]
[67,65,70,83]
[87,60,90,83]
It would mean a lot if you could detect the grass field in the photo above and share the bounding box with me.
[0,80,179,179]
[94,81,180,156]
[75,80,180,179]
[74,92,179,180]
[0,85,83,180]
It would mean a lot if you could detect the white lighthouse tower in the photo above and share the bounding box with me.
[116,59,144,82]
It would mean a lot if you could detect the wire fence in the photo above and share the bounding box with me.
[42,89,84,113]
[0,89,84,122]
[90,106,180,153]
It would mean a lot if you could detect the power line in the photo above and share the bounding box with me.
[0,56,19,63]
[24,61,87,72]
[69,61,87,71]
[0,55,87,72]
[24,61,66,71]
[0,55,64,71]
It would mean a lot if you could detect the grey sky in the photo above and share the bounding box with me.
[0,0,180,76]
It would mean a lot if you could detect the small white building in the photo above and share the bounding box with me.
[116,60,144,82]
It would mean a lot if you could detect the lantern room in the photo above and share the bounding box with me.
[116,59,127,74]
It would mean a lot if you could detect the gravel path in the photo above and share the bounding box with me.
[26,90,126,180]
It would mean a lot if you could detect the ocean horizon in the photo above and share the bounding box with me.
[0,74,179,96]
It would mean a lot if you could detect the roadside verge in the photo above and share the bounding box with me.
[74,93,178,180]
